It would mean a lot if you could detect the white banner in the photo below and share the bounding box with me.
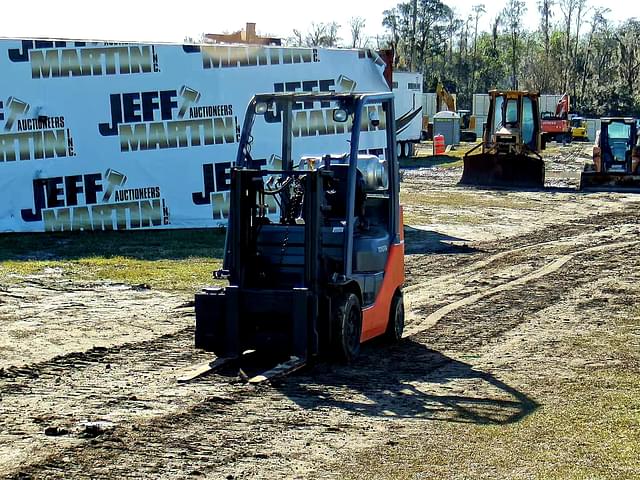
[0,39,390,232]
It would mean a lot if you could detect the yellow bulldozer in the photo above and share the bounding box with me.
[460,90,544,188]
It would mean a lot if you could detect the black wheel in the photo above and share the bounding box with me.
[331,293,362,362]
[405,142,414,158]
[384,292,404,343]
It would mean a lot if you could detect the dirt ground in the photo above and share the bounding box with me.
[1,143,639,479]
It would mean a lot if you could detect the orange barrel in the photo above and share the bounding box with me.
[433,134,446,155]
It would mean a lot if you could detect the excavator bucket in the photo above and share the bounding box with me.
[460,152,545,188]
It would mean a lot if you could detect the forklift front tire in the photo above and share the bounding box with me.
[331,293,362,363]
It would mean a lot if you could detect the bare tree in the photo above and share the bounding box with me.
[349,17,368,48]
[559,0,586,92]
[537,0,554,91]
[289,29,305,46]
[471,4,486,95]
[502,0,527,89]
[290,22,341,47]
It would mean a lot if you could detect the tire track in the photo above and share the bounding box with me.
[4,209,640,478]
[404,239,639,338]
[0,325,219,474]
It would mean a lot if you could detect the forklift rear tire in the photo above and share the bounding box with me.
[384,292,404,343]
[331,293,362,363]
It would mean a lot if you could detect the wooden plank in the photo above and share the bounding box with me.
[176,357,232,383]
[248,356,306,384]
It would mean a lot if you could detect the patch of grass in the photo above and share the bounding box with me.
[0,229,226,292]
[400,189,537,211]
[337,312,640,479]
[338,372,639,480]
[402,210,485,227]
[401,156,463,169]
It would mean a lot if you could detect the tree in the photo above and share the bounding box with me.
[471,4,486,95]
[558,0,586,93]
[382,8,401,67]
[502,0,527,89]
[537,0,554,91]
[290,22,341,47]
[377,0,640,114]
[349,17,368,48]
[615,20,640,99]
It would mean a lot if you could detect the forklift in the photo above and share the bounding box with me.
[192,92,405,381]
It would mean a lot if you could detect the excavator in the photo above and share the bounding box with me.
[435,81,477,141]
[570,116,588,141]
[189,92,405,383]
[580,117,640,190]
[540,93,572,143]
[460,89,545,188]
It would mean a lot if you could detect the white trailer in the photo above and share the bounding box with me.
[392,71,423,157]
[0,39,390,233]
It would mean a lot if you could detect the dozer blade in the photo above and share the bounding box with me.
[460,153,545,188]
[580,171,640,191]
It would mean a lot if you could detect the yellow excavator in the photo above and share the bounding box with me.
[460,90,544,188]
[435,82,477,141]
[570,116,588,141]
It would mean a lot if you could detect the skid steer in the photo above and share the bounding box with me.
[460,90,545,188]
[580,117,640,190]
[191,92,405,382]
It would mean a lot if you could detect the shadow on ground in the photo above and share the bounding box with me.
[277,339,538,425]
[404,226,478,255]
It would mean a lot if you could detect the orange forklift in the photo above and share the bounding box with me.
[193,92,405,380]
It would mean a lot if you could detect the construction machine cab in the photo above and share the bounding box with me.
[580,117,640,190]
[195,92,405,365]
[460,90,544,188]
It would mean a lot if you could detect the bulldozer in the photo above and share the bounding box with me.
[580,117,640,190]
[460,90,545,188]
[192,92,405,382]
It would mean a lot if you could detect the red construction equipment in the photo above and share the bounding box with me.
[540,93,571,143]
